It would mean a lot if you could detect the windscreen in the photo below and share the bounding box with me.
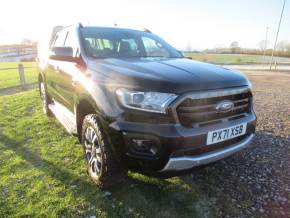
[80,27,182,59]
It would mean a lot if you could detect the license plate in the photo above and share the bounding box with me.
[206,123,247,145]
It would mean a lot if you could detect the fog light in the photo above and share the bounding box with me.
[132,139,152,151]
[149,146,158,155]
[123,132,160,157]
[131,138,159,156]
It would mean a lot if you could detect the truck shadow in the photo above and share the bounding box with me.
[1,131,288,217]
[0,132,202,216]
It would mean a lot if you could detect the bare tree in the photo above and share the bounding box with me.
[276,40,290,52]
[186,42,192,52]
[286,43,290,52]
[230,41,240,54]
[213,44,225,53]
[257,40,270,51]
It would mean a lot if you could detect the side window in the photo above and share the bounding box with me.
[142,37,170,57]
[64,30,79,57]
[102,39,113,49]
[53,30,67,47]
[118,38,139,56]
[120,39,138,51]
[83,38,116,57]
[84,38,113,50]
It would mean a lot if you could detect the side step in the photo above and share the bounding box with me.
[48,101,77,134]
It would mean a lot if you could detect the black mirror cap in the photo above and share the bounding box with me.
[49,47,77,62]
[176,51,193,60]
[177,50,184,57]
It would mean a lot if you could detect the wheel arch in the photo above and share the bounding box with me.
[38,73,43,82]
[38,71,47,92]
[75,97,97,142]
[38,70,46,82]
[38,72,47,95]
[75,95,123,162]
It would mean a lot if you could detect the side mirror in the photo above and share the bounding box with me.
[177,50,184,57]
[177,50,192,60]
[49,47,77,62]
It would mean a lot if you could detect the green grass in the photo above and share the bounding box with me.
[0,62,37,90]
[185,53,290,65]
[0,90,221,217]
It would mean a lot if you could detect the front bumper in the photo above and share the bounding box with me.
[160,133,254,172]
[109,112,256,173]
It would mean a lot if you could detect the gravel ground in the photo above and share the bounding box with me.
[182,71,290,218]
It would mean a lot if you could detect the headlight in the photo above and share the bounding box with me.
[248,80,253,90]
[116,88,177,113]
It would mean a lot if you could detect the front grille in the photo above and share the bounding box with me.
[176,89,252,127]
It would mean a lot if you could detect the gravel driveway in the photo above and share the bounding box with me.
[182,71,290,218]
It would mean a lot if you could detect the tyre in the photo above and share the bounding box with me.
[39,80,52,116]
[81,114,126,188]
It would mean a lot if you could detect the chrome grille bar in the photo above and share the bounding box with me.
[170,86,252,126]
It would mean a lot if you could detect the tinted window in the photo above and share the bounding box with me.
[83,36,141,58]
[142,37,170,57]
[80,27,182,59]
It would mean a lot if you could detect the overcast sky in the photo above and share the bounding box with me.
[0,0,289,49]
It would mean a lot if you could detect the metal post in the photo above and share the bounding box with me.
[270,0,287,70]
[18,64,26,90]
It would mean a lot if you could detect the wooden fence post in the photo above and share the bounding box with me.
[18,64,26,90]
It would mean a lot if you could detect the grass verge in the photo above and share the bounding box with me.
[0,90,219,217]
[185,53,290,65]
[0,62,37,90]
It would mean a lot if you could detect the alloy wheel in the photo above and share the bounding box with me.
[84,126,103,178]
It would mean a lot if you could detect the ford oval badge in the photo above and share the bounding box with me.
[215,100,234,113]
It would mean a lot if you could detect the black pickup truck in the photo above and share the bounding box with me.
[38,24,256,187]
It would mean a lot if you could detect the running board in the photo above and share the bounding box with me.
[48,101,77,134]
